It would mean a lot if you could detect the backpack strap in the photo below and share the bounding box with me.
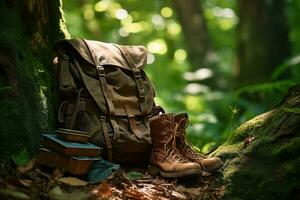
[58,54,76,95]
[81,39,115,116]
[81,39,116,161]
[100,116,113,161]
[125,106,143,139]
[113,44,148,116]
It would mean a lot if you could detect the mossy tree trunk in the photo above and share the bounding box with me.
[211,84,300,200]
[0,0,68,158]
[236,0,290,87]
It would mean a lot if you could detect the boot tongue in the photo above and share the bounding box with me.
[175,113,188,121]
[178,118,188,130]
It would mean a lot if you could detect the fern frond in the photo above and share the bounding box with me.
[235,79,297,97]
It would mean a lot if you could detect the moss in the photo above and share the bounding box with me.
[0,1,66,159]
[229,111,273,143]
[225,156,300,200]
[213,105,300,199]
[222,153,288,200]
[222,157,241,180]
[59,0,71,39]
[272,136,300,160]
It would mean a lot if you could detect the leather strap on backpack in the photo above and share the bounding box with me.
[68,88,85,129]
[81,39,115,161]
[125,105,143,139]
[100,116,113,161]
[59,54,76,95]
[113,44,148,116]
[82,40,115,116]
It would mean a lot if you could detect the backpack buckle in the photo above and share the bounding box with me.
[132,68,141,78]
[63,54,69,60]
[100,116,106,122]
[97,65,105,77]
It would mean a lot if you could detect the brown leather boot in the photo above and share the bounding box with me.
[149,113,202,178]
[175,113,224,172]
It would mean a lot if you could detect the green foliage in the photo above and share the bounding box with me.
[62,0,300,152]
[283,107,300,114]
[127,171,144,180]
[11,149,30,167]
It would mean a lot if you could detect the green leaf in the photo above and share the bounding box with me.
[11,149,30,167]
[283,107,300,114]
[271,54,300,80]
[127,171,144,180]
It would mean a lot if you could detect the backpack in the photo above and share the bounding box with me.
[53,38,161,165]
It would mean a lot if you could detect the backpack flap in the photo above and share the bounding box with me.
[54,39,147,71]
[53,39,155,117]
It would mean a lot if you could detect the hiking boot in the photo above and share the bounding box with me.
[175,113,224,172]
[149,113,202,178]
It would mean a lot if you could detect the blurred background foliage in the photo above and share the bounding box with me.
[62,0,300,153]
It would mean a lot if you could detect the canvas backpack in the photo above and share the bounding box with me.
[53,38,161,165]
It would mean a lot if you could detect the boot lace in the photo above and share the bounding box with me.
[162,123,188,163]
[177,118,205,160]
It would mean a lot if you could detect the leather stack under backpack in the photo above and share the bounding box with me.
[53,38,156,165]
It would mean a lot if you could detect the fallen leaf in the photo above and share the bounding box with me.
[0,188,30,199]
[171,190,187,199]
[17,159,36,174]
[176,185,202,196]
[124,187,153,200]
[58,177,88,186]
[127,171,144,180]
[49,186,90,200]
[215,186,226,198]
[97,182,113,199]
[202,171,212,176]
[18,179,32,187]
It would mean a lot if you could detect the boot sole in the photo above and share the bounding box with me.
[203,160,224,172]
[149,166,202,178]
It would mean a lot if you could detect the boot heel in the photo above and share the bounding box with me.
[148,166,160,176]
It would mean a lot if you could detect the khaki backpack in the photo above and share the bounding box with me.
[53,38,161,165]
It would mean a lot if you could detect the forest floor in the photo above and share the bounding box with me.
[0,160,226,200]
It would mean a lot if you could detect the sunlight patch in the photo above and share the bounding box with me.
[185,83,209,94]
[115,9,128,20]
[184,68,214,81]
[118,27,129,37]
[83,5,94,20]
[184,96,204,112]
[146,53,155,64]
[94,0,111,12]
[151,14,165,30]
[147,39,167,54]
[161,7,173,18]
[174,49,187,63]
[123,23,143,33]
[166,21,182,36]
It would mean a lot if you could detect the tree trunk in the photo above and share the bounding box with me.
[0,0,68,158]
[236,0,290,87]
[173,0,212,71]
[211,84,300,199]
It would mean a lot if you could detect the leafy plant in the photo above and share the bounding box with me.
[11,149,30,167]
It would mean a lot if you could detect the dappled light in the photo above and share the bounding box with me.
[1,0,300,199]
[63,0,300,153]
